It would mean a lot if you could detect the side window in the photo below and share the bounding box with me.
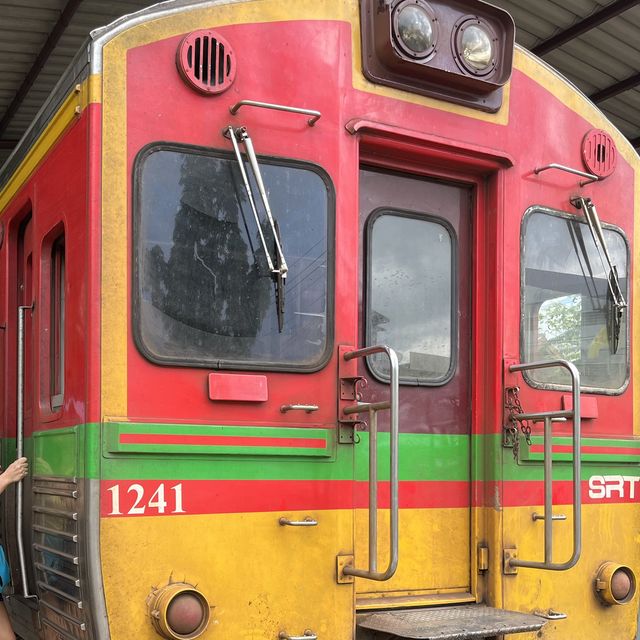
[366,210,455,385]
[43,233,65,412]
[522,209,628,392]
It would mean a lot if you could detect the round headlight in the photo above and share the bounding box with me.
[461,25,493,70]
[453,17,498,76]
[595,562,637,606]
[393,1,437,59]
[147,582,211,639]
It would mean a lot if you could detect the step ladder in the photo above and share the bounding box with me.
[357,605,546,639]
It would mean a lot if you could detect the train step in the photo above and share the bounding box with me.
[356,604,547,639]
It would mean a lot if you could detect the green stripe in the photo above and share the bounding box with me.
[520,435,640,464]
[354,432,469,481]
[9,424,640,484]
[105,422,333,457]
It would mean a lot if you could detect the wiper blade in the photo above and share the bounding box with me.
[571,196,626,353]
[225,125,288,331]
[607,267,623,354]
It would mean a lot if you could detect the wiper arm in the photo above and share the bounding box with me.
[571,197,626,309]
[225,125,277,274]
[225,125,288,331]
[571,196,626,353]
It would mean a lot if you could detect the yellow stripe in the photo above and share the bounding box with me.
[101,510,353,639]
[0,76,100,213]
[101,37,128,418]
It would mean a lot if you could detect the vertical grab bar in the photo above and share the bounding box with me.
[507,359,581,571]
[342,345,399,581]
[16,304,36,599]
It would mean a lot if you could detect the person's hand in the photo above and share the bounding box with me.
[2,457,28,485]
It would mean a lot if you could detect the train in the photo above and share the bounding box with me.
[0,0,638,638]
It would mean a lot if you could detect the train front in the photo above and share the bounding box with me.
[91,1,640,639]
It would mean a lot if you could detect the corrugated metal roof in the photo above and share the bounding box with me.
[0,0,639,168]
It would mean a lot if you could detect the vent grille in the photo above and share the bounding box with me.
[582,129,617,178]
[177,30,236,95]
[32,476,88,638]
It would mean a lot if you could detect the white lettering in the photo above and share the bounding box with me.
[588,475,606,499]
[624,476,640,499]
[588,475,640,501]
[107,482,187,515]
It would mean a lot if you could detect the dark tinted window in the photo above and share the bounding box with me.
[367,211,454,384]
[134,146,332,369]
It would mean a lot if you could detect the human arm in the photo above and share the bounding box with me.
[0,457,28,495]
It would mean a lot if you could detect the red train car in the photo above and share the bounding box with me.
[0,1,639,639]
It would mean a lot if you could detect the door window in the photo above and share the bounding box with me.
[366,211,455,384]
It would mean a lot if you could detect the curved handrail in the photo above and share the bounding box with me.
[507,359,581,571]
[342,345,399,581]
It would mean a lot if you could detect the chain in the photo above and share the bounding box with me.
[504,386,531,460]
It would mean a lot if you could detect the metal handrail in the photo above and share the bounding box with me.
[17,304,37,599]
[507,359,581,571]
[342,345,399,581]
[534,163,598,187]
[230,99,321,126]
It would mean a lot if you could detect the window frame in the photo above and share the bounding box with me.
[520,205,630,395]
[132,141,336,372]
[364,207,459,386]
[50,235,65,410]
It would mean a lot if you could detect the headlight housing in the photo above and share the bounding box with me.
[360,0,515,112]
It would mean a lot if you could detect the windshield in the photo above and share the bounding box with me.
[522,209,628,391]
[134,144,333,369]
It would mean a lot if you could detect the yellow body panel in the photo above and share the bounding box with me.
[354,507,471,598]
[101,510,353,639]
[502,503,640,639]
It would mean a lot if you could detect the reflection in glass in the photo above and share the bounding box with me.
[367,212,453,383]
[136,147,331,368]
[522,211,628,390]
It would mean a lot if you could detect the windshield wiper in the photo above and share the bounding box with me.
[571,196,627,353]
[224,125,288,331]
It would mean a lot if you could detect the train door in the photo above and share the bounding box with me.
[354,167,473,606]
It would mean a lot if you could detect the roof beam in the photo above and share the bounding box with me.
[532,0,640,57]
[590,72,640,103]
[0,0,84,139]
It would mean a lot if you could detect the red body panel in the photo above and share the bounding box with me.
[1,115,90,437]
[124,21,633,441]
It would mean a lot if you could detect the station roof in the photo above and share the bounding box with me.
[0,0,639,168]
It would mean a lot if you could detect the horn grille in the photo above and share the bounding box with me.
[582,129,617,178]
[177,30,236,95]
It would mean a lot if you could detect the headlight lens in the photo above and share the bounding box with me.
[460,24,493,71]
[393,2,437,59]
[397,6,434,55]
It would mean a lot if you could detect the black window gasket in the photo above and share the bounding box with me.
[132,141,335,373]
[364,207,459,386]
[519,205,630,396]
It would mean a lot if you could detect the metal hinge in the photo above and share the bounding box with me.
[477,545,489,572]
